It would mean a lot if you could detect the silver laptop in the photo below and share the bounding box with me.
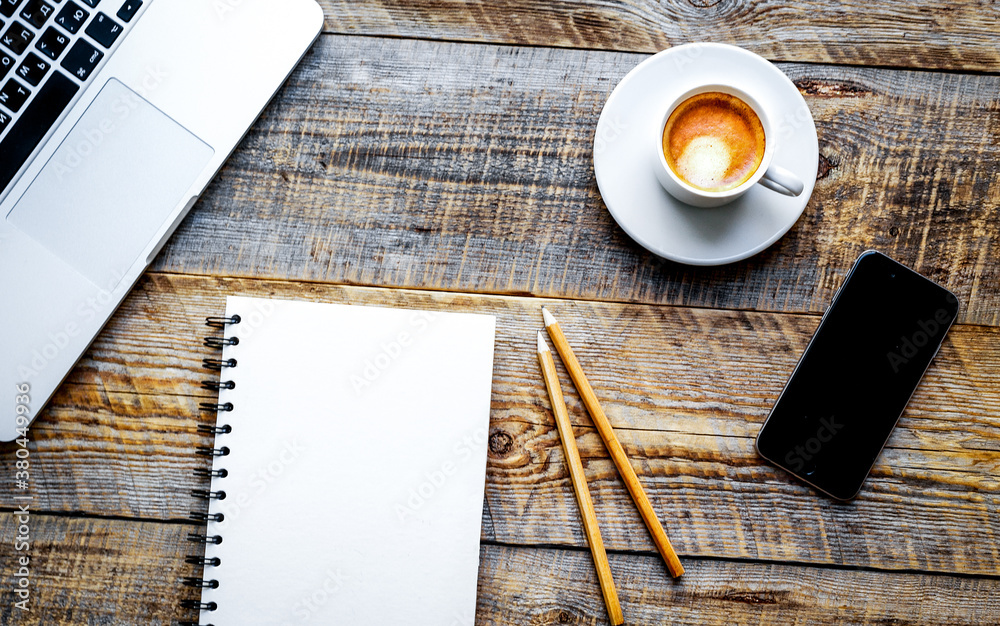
[0,0,323,441]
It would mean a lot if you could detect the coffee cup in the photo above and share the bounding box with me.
[652,84,803,207]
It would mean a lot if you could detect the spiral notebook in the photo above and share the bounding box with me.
[184,296,496,625]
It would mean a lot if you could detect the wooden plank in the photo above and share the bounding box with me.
[152,35,1000,326]
[0,514,996,625]
[0,514,200,625]
[4,274,998,577]
[314,1,1000,73]
[477,545,1000,625]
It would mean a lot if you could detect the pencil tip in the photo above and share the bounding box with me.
[541,307,556,327]
[536,331,549,353]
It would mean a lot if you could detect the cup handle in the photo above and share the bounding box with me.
[758,164,804,197]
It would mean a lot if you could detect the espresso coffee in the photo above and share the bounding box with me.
[662,92,766,192]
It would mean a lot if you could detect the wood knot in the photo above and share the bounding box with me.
[488,430,514,456]
[817,153,838,180]
[539,608,582,623]
[688,0,724,6]
[721,590,784,605]
[794,78,872,98]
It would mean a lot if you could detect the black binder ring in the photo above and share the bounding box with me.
[187,533,223,545]
[185,556,221,567]
[198,424,232,435]
[204,336,240,349]
[199,402,234,413]
[191,489,227,500]
[195,446,230,457]
[183,577,220,589]
[202,358,237,370]
[189,511,225,523]
[180,600,218,611]
[205,314,241,328]
[201,380,235,391]
[194,467,228,479]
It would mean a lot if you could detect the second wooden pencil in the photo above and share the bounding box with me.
[537,331,624,626]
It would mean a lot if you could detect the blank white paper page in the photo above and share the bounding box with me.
[196,296,496,626]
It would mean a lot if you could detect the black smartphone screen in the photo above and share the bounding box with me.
[756,251,959,500]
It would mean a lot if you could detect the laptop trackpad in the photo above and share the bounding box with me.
[7,78,214,288]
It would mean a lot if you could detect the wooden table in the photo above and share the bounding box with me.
[2,2,999,624]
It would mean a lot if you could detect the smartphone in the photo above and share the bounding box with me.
[756,251,959,500]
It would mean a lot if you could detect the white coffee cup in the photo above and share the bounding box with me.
[652,84,804,208]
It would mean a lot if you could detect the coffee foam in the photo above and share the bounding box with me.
[663,92,766,192]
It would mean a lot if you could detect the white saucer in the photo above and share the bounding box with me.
[593,43,818,266]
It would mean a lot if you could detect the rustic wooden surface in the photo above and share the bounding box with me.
[315,0,1000,72]
[4,515,999,626]
[2,2,998,624]
[156,35,1000,326]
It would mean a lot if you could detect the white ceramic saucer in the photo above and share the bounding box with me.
[593,43,819,265]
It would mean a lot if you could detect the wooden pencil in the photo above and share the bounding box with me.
[537,332,625,626]
[542,307,685,579]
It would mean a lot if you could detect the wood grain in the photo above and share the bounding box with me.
[314,1,1000,72]
[0,514,200,626]
[3,5,997,621]
[152,35,1000,325]
[0,514,996,625]
[477,544,1000,625]
[3,274,996,578]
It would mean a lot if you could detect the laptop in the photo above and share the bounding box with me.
[0,0,323,441]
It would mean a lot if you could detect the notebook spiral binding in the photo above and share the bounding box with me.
[180,314,241,626]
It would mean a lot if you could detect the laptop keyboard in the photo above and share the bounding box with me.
[0,0,146,193]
